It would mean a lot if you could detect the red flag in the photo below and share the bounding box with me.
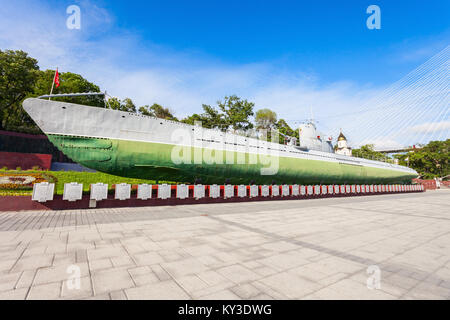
[54,69,60,88]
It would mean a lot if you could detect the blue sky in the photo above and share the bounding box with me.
[1,0,449,147]
[101,0,449,83]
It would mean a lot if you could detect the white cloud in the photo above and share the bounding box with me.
[408,121,450,133]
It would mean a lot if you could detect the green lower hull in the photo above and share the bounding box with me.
[48,134,416,185]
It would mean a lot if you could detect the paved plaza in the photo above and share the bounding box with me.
[0,190,449,300]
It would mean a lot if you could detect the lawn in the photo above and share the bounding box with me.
[0,169,178,196]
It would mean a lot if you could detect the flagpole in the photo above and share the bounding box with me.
[49,67,58,100]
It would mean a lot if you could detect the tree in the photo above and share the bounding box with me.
[33,70,104,107]
[139,103,177,120]
[255,108,277,130]
[107,97,137,113]
[181,104,226,129]
[218,95,254,131]
[275,119,298,144]
[395,139,449,179]
[0,50,39,130]
[352,144,390,162]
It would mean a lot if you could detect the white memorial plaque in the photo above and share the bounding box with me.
[356,185,361,193]
[292,185,299,196]
[237,185,246,198]
[272,185,280,197]
[334,185,340,194]
[250,185,258,197]
[327,185,333,194]
[176,184,189,199]
[224,185,234,198]
[307,185,313,195]
[261,185,270,197]
[90,183,108,201]
[346,185,351,193]
[351,185,356,193]
[369,185,374,193]
[158,184,171,199]
[340,185,346,193]
[282,185,289,196]
[314,185,320,195]
[300,185,306,195]
[115,183,131,200]
[63,182,82,202]
[320,185,327,195]
[137,184,152,200]
[209,184,220,198]
[32,182,54,202]
[194,184,205,199]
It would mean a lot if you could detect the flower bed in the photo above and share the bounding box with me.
[0,172,56,191]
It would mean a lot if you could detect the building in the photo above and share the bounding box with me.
[335,130,352,156]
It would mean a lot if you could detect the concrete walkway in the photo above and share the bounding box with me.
[0,190,449,299]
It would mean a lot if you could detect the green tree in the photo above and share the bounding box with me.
[255,108,277,130]
[275,119,298,144]
[107,97,137,113]
[181,104,226,129]
[33,70,104,107]
[139,103,177,120]
[0,50,39,130]
[395,139,449,179]
[218,95,254,131]
[352,144,391,162]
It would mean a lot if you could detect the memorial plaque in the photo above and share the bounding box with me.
[63,182,83,202]
[237,185,246,198]
[300,185,306,195]
[261,185,269,197]
[32,182,55,202]
[292,185,299,196]
[209,184,220,198]
[321,185,327,195]
[327,185,333,194]
[315,185,320,195]
[137,184,152,200]
[282,185,289,196]
[90,183,108,201]
[158,184,171,199]
[340,185,346,193]
[351,185,356,193]
[115,183,131,200]
[176,184,189,199]
[250,185,258,198]
[346,185,351,193]
[194,184,205,199]
[356,185,361,193]
[307,185,313,195]
[334,185,340,194]
[272,185,280,197]
[369,185,374,192]
[224,185,234,198]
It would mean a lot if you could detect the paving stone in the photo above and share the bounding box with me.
[216,264,260,283]
[162,258,209,278]
[61,276,93,299]
[92,268,135,295]
[27,282,61,300]
[125,280,190,300]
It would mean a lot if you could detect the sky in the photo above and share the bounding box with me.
[0,0,449,148]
